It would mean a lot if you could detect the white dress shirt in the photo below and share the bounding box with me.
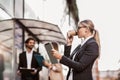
[26,50,33,69]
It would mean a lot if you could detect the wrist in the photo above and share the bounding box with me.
[67,43,72,46]
[59,55,63,60]
[52,66,57,71]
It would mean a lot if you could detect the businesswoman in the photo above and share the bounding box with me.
[51,19,100,80]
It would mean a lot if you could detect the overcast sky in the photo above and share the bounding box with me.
[77,0,120,71]
[26,0,120,71]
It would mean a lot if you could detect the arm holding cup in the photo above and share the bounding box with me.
[51,30,77,59]
[67,30,77,46]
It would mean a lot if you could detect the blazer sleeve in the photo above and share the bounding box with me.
[18,53,23,70]
[64,45,72,57]
[60,42,99,72]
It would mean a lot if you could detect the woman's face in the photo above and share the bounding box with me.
[77,24,88,38]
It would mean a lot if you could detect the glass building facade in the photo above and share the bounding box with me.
[0,0,66,80]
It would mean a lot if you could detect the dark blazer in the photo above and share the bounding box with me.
[60,37,99,80]
[18,51,42,80]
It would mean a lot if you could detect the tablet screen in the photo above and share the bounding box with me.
[44,43,58,64]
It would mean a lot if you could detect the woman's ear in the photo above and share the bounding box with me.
[85,28,90,33]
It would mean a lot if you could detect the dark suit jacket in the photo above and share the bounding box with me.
[18,51,42,80]
[60,38,99,80]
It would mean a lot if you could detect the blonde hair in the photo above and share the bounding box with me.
[94,30,101,56]
[79,19,101,54]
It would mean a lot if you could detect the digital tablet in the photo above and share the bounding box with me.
[44,42,58,64]
[19,67,34,72]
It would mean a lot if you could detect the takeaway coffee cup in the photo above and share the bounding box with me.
[67,30,77,38]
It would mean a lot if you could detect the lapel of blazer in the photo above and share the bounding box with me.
[73,38,95,60]
[70,44,81,59]
[23,52,27,67]
[31,51,35,67]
